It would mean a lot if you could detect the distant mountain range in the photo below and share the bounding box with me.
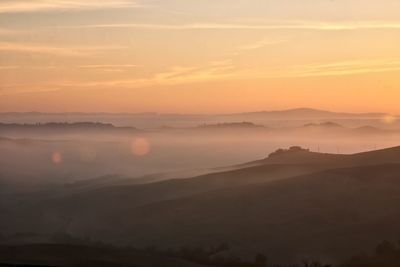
[230,107,390,119]
[0,108,392,118]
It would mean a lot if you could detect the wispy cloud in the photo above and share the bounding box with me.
[153,62,236,85]
[68,61,236,88]
[0,60,237,96]
[3,59,400,96]
[0,82,63,96]
[0,28,16,35]
[279,59,400,78]
[79,64,142,72]
[237,38,287,51]
[83,58,400,86]
[79,64,142,69]
[0,0,142,13]
[0,42,123,56]
[203,59,400,80]
[0,65,19,70]
[58,21,400,31]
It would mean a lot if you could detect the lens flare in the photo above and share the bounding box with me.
[51,151,62,164]
[131,138,151,156]
[382,114,397,124]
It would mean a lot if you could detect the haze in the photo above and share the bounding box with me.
[2,1,400,267]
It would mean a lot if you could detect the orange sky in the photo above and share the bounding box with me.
[0,0,400,114]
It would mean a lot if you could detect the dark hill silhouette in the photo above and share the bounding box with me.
[2,163,326,234]
[0,244,207,267]
[249,145,400,167]
[105,163,400,262]
[3,146,400,263]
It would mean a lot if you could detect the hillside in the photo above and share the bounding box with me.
[250,145,400,167]
[114,163,400,263]
[2,146,400,263]
[0,244,207,267]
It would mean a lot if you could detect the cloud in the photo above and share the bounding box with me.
[79,64,143,72]
[144,58,400,85]
[279,59,400,78]
[79,64,142,68]
[3,58,400,97]
[58,21,400,31]
[0,60,238,96]
[0,28,16,35]
[0,82,63,96]
[237,39,287,51]
[70,61,236,88]
[0,0,142,13]
[153,62,236,85]
[0,42,123,56]
[0,65,18,70]
[221,59,400,80]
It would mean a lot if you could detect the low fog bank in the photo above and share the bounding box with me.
[1,108,399,129]
[1,122,400,189]
[2,120,400,264]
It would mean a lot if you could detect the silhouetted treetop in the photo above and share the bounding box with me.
[268,146,311,158]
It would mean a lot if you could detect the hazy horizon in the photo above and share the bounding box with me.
[0,107,398,115]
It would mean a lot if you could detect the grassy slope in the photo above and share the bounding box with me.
[2,147,400,263]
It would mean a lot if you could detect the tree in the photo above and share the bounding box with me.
[376,240,397,256]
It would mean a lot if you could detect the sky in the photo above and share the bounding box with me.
[0,0,400,114]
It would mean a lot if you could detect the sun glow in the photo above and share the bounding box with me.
[382,114,397,124]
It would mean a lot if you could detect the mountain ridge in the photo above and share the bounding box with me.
[0,108,393,118]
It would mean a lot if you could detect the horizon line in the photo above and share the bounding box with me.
[0,107,396,116]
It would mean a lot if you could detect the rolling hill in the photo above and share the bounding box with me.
[2,146,400,264]
[0,244,207,267]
